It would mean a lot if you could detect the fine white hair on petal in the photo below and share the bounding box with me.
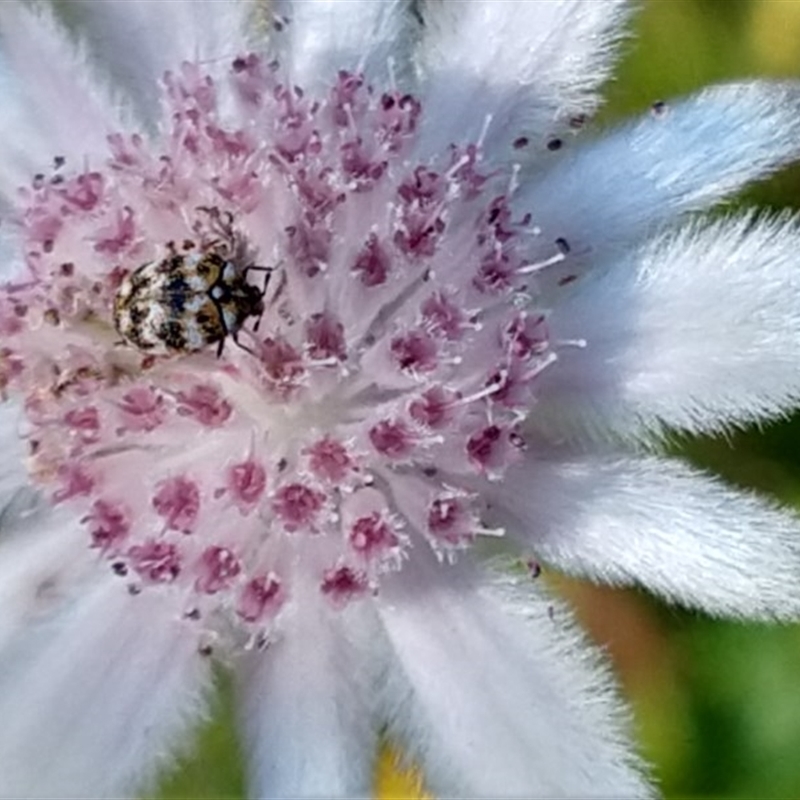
[414,0,631,157]
[0,509,92,658]
[0,581,213,800]
[521,82,800,275]
[0,402,32,521]
[65,0,260,129]
[377,554,653,800]
[0,57,55,201]
[0,222,23,282]
[0,1,132,195]
[0,406,72,657]
[270,0,418,89]
[488,452,800,621]
[236,584,383,799]
[534,213,800,441]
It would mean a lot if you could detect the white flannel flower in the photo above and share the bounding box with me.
[1,1,800,798]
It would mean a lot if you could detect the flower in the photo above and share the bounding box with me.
[2,0,800,798]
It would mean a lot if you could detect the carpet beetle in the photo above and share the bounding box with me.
[114,238,272,357]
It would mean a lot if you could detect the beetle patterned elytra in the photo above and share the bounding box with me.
[113,241,272,357]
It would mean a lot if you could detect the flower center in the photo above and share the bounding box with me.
[0,56,573,651]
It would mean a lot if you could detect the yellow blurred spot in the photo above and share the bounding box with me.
[750,0,800,74]
[375,745,431,800]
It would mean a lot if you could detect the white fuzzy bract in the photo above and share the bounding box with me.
[0,1,799,798]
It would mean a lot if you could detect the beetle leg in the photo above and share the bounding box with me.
[232,331,257,356]
[243,265,275,298]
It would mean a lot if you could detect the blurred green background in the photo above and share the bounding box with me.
[154,1,800,798]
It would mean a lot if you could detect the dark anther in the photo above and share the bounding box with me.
[232,56,248,72]
[111,561,128,576]
[555,237,571,255]
[509,431,527,450]
[513,136,529,149]
[53,155,66,169]
[546,138,563,152]
[198,644,214,657]
[569,114,587,130]
[651,100,668,118]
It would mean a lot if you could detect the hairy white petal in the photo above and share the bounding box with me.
[0,402,30,519]
[272,0,417,88]
[489,452,800,620]
[0,582,212,799]
[0,60,54,199]
[236,585,382,799]
[535,214,800,441]
[66,0,258,127]
[0,408,74,657]
[0,1,131,197]
[523,82,800,274]
[377,555,652,799]
[0,510,93,658]
[0,223,21,281]
[416,0,630,156]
